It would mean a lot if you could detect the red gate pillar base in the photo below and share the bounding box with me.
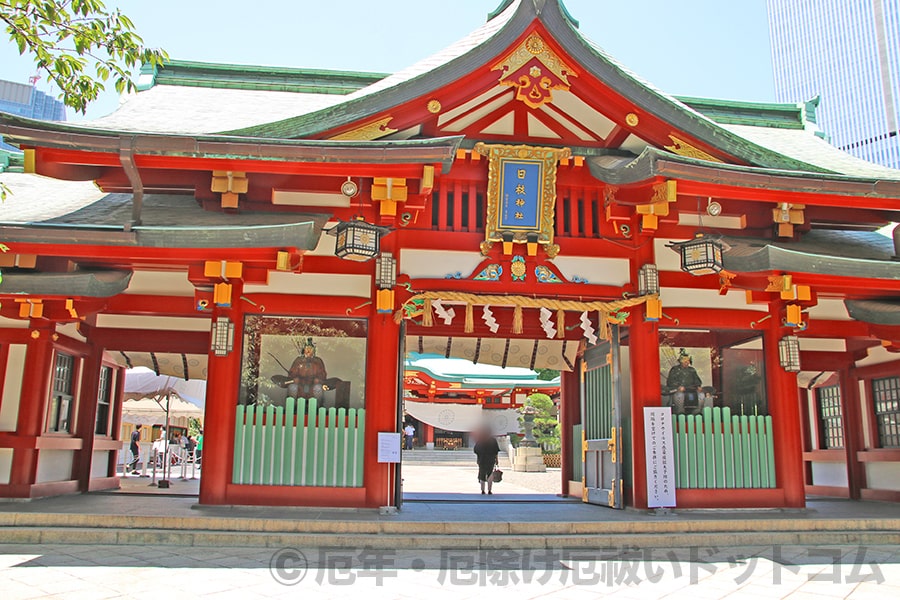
[628,309,660,510]
[198,312,243,505]
[764,322,805,508]
[364,312,401,508]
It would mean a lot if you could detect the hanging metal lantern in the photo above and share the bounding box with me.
[210,316,235,357]
[375,252,397,289]
[778,335,801,372]
[670,234,725,276]
[638,263,660,295]
[328,218,388,262]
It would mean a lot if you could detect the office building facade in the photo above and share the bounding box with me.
[768,0,900,169]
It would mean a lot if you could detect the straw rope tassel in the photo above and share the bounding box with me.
[599,311,610,340]
[465,303,474,333]
[422,298,434,327]
[556,309,565,339]
[512,305,523,334]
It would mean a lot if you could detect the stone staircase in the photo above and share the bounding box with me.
[401,448,510,467]
[2,507,899,549]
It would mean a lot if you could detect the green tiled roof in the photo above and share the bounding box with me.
[675,97,808,130]
[138,60,388,95]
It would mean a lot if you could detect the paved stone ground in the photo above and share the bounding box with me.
[1,542,896,599]
[401,464,563,496]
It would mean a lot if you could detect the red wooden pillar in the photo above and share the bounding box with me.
[763,316,805,507]
[839,367,865,499]
[559,367,580,497]
[424,423,434,446]
[9,326,54,496]
[109,365,127,478]
[73,345,102,492]
[364,310,401,507]
[198,308,243,505]
[628,308,660,510]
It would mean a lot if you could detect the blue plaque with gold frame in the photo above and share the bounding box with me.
[475,142,571,257]
[499,159,542,230]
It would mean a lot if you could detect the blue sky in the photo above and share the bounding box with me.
[0,0,776,120]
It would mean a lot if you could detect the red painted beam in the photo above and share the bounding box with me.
[660,307,771,330]
[798,351,853,371]
[852,359,900,379]
[90,328,209,353]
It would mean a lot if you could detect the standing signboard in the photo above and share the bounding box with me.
[643,407,676,508]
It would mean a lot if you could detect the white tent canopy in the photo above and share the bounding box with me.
[121,395,204,426]
[123,368,207,408]
[121,368,206,426]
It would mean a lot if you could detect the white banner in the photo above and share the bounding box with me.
[404,400,522,435]
[643,407,676,508]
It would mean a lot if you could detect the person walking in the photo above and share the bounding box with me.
[403,423,415,450]
[129,424,142,474]
[473,426,500,495]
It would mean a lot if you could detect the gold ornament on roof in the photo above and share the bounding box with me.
[427,99,442,114]
[492,32,577,109]
[664,134,723,163]
[330,116,398,141]
[525,34,545,54]
[625,113,639,127]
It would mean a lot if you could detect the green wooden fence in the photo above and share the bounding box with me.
[233,397,365,487]
[673,407,776,489]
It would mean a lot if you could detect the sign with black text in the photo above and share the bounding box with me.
[644,407,676,508]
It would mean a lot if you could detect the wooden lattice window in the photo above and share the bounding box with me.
[873,376,900,448]
[95,366,113,436]
[47,352,75,433]
[816,385,843,449]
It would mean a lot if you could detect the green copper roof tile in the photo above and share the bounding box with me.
[139,59,388,95]
[675,96,807,130]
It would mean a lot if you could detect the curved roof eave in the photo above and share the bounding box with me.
[221,1,827,174]
[845,299,900,326]
[0,270,133,297]
[0,112,464,170]
[0,219,327,250]
[721,243,900,281]
[587,147,900,197]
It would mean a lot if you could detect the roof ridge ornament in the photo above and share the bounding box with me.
[487,0,579,28]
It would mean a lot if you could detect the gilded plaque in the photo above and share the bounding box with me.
[474,142,571,256]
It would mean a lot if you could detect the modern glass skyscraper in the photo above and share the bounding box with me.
[768,0,900,169]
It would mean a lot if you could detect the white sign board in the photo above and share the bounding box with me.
[377,432,402,464]
[643,407,676,508]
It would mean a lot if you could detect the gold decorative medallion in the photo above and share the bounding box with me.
[474,142,571,256]
[426,99,442,114]
[625,113,639,127]
[330,116,398,141]
[664,134,723,163]
[492,32,577,109]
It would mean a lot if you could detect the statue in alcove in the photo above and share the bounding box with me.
[270,337,350,408]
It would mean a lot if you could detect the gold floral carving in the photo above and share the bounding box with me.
[664,134,723,163]
[330,117,398,141]
[474,142,571,256]
[625,113,639,127]
[427,100,442,114]
[492,32,577,109]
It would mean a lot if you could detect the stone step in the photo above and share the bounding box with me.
[3,524,898,549]
[401,450,509,467]
[2,511,898,549]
